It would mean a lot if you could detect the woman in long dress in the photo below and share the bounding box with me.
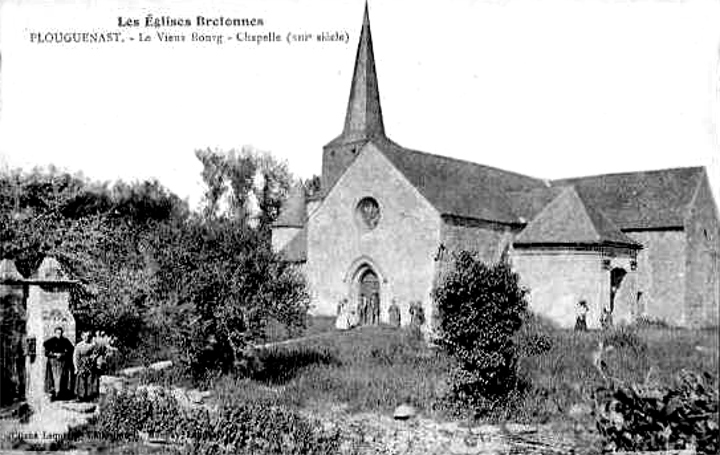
[335,299,350,330]
[74,331,99,402]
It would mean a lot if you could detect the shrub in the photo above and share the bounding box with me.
[515,313,554,358]
[433,251,529,415]
[594,370,719,454]
[93,388,185,442]
[94,387,340,455]
[179,402,340,455]
[155,221,312,378]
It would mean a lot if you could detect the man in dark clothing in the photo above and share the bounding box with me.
[43,327,74,400]
[370,294,380,325]
[575,300,589,331]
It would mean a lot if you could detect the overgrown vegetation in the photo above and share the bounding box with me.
[594,370,718,454]
[0,148,307,374]
[227,326,447,413]
[92,388,340,455]
[87,323,718,453]
[433,251,530,417]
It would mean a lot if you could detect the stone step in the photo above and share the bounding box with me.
[118,365,147,377]
[59,402,97,414]
[148,360,173,371]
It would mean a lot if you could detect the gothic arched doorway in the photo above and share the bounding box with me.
[358,268,380,325]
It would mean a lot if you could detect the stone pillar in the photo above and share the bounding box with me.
[0,259,27,407]
[25,257,76,412]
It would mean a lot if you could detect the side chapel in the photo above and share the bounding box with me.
[272,5,720,331]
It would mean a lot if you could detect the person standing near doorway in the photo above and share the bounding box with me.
[359,295,368,325]
[74,331,99,402]
[43,326,74,401]
[370,293,380,325]
[575,300,589,331]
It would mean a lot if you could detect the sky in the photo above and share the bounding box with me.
[0,0,719,212]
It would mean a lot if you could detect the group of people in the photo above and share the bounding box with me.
[575,300,614,331]
[335,295,381,329]
[43,326,116,402]
[358,294,380,326]
[335,298,425,330]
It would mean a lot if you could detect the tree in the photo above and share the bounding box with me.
[433,251,529,412]
[303,175,322,200]
[151,218,310,375]
[194,147,293,230]
[0,166,188,358]
[254,150,292,231]
[1,161,308,375]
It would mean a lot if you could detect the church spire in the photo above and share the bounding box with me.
[340,2,385,143]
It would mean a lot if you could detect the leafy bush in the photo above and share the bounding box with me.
[153,220,311,378]
[433,251,529,414]
[515,313,554,358]
[94,387,340,455]
[594,370,719,454]
[94,388,184,442]
[180,402,339,455]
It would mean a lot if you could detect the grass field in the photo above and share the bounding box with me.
[212,325,449,414]
[516,326,719,422]
[208,321,719,423]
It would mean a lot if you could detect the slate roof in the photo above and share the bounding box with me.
[514,187,640,247]
[506,186,564,223]
[552,167,704,230]
[374,137,545,224]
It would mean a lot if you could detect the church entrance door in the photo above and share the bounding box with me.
[358,269,380,325]
[609,267,627,313]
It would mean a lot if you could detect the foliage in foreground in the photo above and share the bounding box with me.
[594,370,719,454]
[93,388,340,455]
[151,219,311,377]
[433,252,529,415]
[0,154,306,375]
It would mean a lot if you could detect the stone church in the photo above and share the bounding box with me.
[272,5,719,330]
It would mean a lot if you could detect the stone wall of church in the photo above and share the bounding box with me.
[306,143,441,329]
[684,173,720,328]
[513,249,609,329]
[626,230,686,325]
[435,219,515,283]
[440,220,514,261]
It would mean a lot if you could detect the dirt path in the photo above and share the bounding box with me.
[0,400,97,449]
[297,401,601,455]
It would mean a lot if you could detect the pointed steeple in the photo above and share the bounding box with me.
[321,3,389,191]
[339,2,385,143]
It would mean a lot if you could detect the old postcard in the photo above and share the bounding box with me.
[0,0,718,454]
